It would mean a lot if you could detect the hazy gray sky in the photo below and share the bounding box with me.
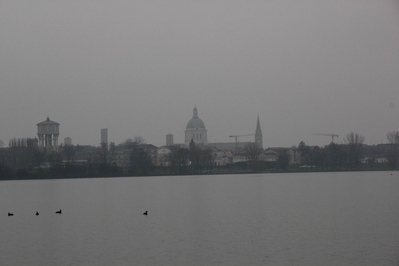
[1,1,398,147]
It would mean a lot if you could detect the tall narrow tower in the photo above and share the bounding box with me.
[255,115,263,149]
[166,134,174,146]
[37,117,60,153]
[101,129,108,145]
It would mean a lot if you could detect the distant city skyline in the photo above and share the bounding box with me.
[1,1,398,147]
[1,101,398,148]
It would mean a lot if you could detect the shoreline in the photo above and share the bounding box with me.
[0,168,395,181]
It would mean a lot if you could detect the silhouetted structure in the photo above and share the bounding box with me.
[101,129,108,145]
[255,116,263,149]
[37,117,60,153]
[166,134,173,146]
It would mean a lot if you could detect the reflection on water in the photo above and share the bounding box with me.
[1,172,399,265]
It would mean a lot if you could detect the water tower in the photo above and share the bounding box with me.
[37,117,60,152]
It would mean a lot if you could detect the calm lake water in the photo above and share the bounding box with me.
[1,171,399,265]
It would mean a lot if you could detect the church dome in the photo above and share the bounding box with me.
[186,106,205,129]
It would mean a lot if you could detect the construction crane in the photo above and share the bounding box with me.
[313,133,339,143]
[229,134,255,148]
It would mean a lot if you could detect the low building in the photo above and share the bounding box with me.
[212,149,229,166]
[74,145,100,165]
[259,149,278,162]
[232,152,249,164]
[139,144,158,165]
[266,147,301,165]
[113,149,131,170]
[157,146,171,166]
[208,142,252,150]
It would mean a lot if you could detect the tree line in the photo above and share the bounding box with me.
[0,136,216,179]
[296,131,399,171]
[1,131,398,179]
[233,131,399,173]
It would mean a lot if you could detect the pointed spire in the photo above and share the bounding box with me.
[193,105,198,118]
[255,115,263,149]
[256,115,261,133]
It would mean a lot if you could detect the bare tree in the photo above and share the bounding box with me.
[122,136,145,148]
[48,151,62,166]
[99,142,109,165]
[124,138,134,144]
[168,146,190,174]
[5,137,38,172]
[326,143,346,171]
[298,141,311,166]
[60,144,76,168]
[9,138,27,147]
[344,132,364,170]
[189,141,214,173]
[310,146,324,171]
[387,131,399,144]
[128,144,153,176]
[108,142,116,165]
[277,153,289,170]
[386,131,399,170]
[133,136,146,145]
[344,132,365,145]
[245,142,262,172]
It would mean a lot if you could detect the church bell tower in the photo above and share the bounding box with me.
[255,115,263,149]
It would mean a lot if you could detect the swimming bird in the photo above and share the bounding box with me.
[55,209,62,214]
[36,212,39,216]
[8,212,14,216]
[143,211,148,215]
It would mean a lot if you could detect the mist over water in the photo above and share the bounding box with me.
[1,172,399,265]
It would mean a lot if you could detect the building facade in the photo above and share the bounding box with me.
[157,146,171,166]
[64,137,72,146]
[37,117,60,153]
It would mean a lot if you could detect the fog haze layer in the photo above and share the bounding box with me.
[1,1,398,147]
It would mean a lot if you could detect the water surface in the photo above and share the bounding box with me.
[1,171,399,265]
